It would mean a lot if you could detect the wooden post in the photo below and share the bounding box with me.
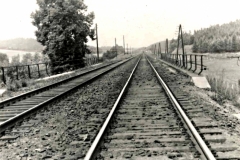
[96,24,99,62]
[16,66,19,80]
[115,38,117,57]
[180,25,185,67]
[158,43,161,58]
[28,65,31,79]
[123,35,125,55]
[37,64,40,77]
[1,67,6,84]
[45,63,49,76]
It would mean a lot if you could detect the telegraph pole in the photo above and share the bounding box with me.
[165,39,168,53]
[115,38,117,57]
[180,25,185,67]
[95,24,99,61]
[123,35,125,55]
[127,44,128,54]
[154,45,156,55]
[158,42,161,58]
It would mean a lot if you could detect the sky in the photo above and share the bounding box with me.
[0,0,240,48]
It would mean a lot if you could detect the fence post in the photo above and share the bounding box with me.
[194,55,197,72]
[45,63,49,76]
[16,66,19,80]
[185,55,188,69]
[28,65,31,79]
[189,55,192,70]
[199,55,203,75]
[37,64,40,77]
[1,67,6,84]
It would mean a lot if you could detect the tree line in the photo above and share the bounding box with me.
[0,52,48,67]
[192,20,240,53]
[168,19,240,53]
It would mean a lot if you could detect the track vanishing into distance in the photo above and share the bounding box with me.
[0,58,133,135]
[85,55,239,160]
[1,54,239,160]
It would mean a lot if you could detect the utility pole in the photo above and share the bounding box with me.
[115,38,117,57]
[158,42,161,58]
[95,24,99,61]
[176,25,185,66]
[123,35,125,55]
[127,44,128,54]
[180,25,185,67]
[154,45,156,55]
[165,39,168,54]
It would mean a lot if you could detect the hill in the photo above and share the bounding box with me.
[0,38,43,52]
[192,19,240,53]
[147,41,167,53]
[172,45,193,54]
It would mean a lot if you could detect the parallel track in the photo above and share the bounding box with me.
[85,55,215,160]
[0,58,134,134]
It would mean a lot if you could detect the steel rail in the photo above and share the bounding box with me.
[84,56,142,160]
[146,56,215,160]
[0,57,136,133]
[0,59,130,108]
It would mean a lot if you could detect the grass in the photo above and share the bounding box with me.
[206,69,239,105]
[200,54,240,105]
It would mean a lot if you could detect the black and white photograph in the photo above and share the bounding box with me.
[0,0,240,159]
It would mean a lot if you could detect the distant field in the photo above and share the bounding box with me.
[0,49,38,62]
[171,45,240,84]
[203,53,240,85]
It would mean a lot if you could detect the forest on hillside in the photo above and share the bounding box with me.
[0,38,43,51]
[167,19,240,53]
[192,20,240,53]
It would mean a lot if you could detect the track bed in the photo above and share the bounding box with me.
[94,57,203,159]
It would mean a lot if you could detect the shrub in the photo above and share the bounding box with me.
[5,78,33,91]
[102,50,117,60]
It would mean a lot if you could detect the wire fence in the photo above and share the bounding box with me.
[0,57,100,84]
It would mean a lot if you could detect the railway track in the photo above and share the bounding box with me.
[0,57,134,135]
[85,55,216,159]
[148,55,240,159]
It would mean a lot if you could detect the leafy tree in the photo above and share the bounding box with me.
[201,42,209,53]
[110,45,124,54]
[33,52,42,63]
[191,20,240,53]
[232,35,237,52]
[189,35,194,45]
[169,39,177,53]
[11,54,21,66]
[224,38,228,52]
[31,0,95,73]
[0,53,9,67]
[102,50,117,60]
[192,41,198,53]
[22,53,33,65]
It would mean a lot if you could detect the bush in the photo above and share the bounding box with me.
[6,78,32,91]
[102,50,117,60]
